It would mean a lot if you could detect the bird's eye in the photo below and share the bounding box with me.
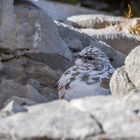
[87,56,92,60]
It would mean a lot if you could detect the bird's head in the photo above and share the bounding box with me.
[75,45,109,66]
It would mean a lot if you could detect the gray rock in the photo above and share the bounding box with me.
[0,79,26,108]
[0,94,140,139]
[42,87,58,101]
[67,14,125,28]
[4,96,36,107]
[0,100,27,117]
[28,79,58,101]
[56,21,94,51]
[28,0,109,21]
[0,0,72,60]
[0,0,72,103]
[0,51,67,88]
[93,41,125,68]
[0,49,69,103]
[28,79,42,93]
[56,21,125,68]
[110,66,135,96]
[125,46,140,88]
[0,79,48,108]
[25,84,48,103]
[0,100,102,140]
[67,14,140,55]
[81,27,140,55]
[71,94,140,139]
[23,52,71,72]
[110,45,140,95]
[0,0,16,49]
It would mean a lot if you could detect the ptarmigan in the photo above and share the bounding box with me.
[57,45,114,100]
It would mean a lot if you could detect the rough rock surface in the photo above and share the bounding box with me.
[125,46,140,89]
[67,15,140,55]
[110,45,140,96]
[56,21,125,68]
[71,94,140,139]
[0,100,103,140]
[0,79,48,108]
[0,0,140,139]
[81,27,140,55]
[110,66,136,96]
[0,49,72,107]
[0,0,72,60]
[0,94,140,139]
[28,0,109,21]
[55,21,95,51]
[0,100,27,117]
[67,14,125,28]
[0,0,73,108]
[4,96,36,107]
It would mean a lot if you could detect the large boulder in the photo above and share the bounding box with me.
[67,14,140,55]
[0,50,69,86]
[56,21,125,68]
[125,46,140,88]
[27,0,109,21]
[0,49,71,106]
[0,0,73,107]
[0,0,72,60]
[0,79,48,109]
[81,27,140,55]
[0,94,140,139]
[0,100,102,140]
[110,66,136,96]
[71,94,140,139]
[67,14,125,28]
[110,45,140,95]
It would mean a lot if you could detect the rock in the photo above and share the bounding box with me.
[66,15,140,55]
[110,66,135,96]
[0,51,66,88]
[125,46,140,88]
[0,0,16,49]
[0,48,71,103]
[27,0,109,21]
[0,0,72,60]
[70,94,140,139]
[0,100,102,140]
[110,45,140,95]
[0,0,73,104]
[81,27,140,55]
[56,21,125,68]
[93,41,125,68]
[25,84,48,103]
[28,79,58,100]
[23,52,71,72]
[0,79,26,109]
[0,100,27,117]
[67,14,125,28]
[29,63,61,88]
[28,79,42,93]
[55,21,94,51]
[0,94,140,139]
[42,87,58,101]
[0,79,49,108]
[4,96,36,107]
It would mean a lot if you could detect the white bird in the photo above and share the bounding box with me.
[57,45,114,100]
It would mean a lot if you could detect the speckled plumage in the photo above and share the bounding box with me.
[57,46,114,100]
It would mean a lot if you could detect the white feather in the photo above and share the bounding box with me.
[58,45,115,100]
